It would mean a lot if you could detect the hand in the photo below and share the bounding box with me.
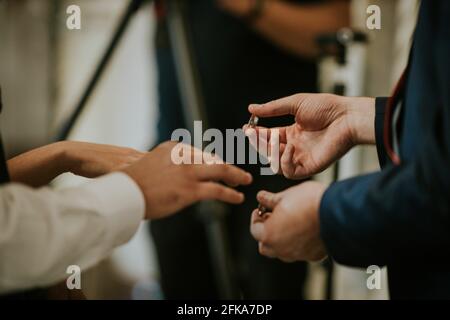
[216,0,259,17]
[122,141,253,220]
[244,94,375,180]
[250,181,327,262]
[63,141,145,178]
[8,141,145,187]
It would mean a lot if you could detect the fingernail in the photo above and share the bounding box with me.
[257,190,267,200]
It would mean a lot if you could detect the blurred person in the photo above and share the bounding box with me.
[151,0,350,299]
[248,0,450,299]
[0,137,252,296]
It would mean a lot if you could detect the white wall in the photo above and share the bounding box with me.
[0,1,53,155]
[53,0,160,299]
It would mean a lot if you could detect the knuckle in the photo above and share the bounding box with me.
[161,141,177,150]
[212,187,222,198]
[192,186,204,201]
[283,171,293,179]
[222,163,231,173]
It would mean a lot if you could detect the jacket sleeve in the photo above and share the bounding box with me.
[319,0,450,269]
[319,98,450,267]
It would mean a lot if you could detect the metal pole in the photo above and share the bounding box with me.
[57,0,147,141]
[166,0,237,299]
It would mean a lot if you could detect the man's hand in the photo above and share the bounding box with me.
[63,141,144,178]
[216,0,260,17]
[8,141,145,187]
[122,142,253,220]
[245,94,375,180]
[250,181,327,262]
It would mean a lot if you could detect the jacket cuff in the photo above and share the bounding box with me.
[375,97,391,168]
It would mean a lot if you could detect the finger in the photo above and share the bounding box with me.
[195,164,253,186]
[279,143,286,157]
[251,208,268,224]
[244,127,285,169]
[280,143,296,178]
[279,256,296,263]
[180,144,225,165]
[244,126,262,156]
[202,150,224,165]
[293,165,310,180]
[251,211,277,258]
[173,143,206,164]
[196,182,245,204]
[243,125,287,144]
[256,190,282,211]
[248,94,305,118]
[250,210,266,242]
[270,143,286,176]
[258,242,277,259]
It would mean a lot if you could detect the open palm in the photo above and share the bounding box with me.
[246,94,355,180]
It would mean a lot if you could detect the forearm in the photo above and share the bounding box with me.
[251,0,350,58]
[6,142,71,188]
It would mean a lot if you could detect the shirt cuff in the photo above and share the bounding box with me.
[78,172,145,248]
[375,97,390,168]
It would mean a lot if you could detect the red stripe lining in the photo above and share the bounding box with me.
[383,71,407,166]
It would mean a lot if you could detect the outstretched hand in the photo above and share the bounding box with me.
[244,93,375,180]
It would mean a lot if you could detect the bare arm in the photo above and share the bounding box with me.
[7,141,145,188]
[218,0,351,58]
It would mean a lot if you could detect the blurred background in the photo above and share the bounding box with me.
[0,0,418,299]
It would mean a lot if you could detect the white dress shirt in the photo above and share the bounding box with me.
[0,172,145,294]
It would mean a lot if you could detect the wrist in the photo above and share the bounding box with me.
[344,97,376,145]
[55,141,78,174]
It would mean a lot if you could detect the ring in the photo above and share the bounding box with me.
[257,204,268,217]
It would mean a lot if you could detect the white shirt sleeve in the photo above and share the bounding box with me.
[0,172,145,294]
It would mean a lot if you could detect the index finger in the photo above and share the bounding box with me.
[194,163,253,187]
[242,125,287,144]
[248,94,306,118]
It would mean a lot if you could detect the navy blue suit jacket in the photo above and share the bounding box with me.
[320,0,450,299]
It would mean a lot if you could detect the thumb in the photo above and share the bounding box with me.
[256,190,283,211]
